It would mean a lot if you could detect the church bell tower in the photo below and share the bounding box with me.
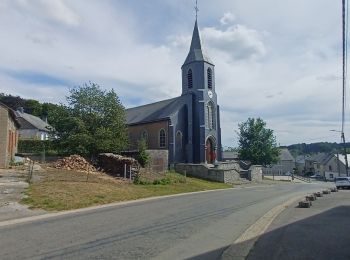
[181,19,222,163]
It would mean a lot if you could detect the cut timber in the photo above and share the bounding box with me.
[97,153,139,178]
[54,155,95,173]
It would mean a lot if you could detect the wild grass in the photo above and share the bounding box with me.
[21,168,231,211]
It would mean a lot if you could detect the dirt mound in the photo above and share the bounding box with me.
[54,155,96,172]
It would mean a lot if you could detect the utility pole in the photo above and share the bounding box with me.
[341,132,349,176]
[342,0,349,176]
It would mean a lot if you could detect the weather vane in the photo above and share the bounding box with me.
[195,0,199,20]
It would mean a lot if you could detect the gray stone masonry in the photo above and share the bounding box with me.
[249,165,263,182]
[175,162,263,184]
[146,150,168,173]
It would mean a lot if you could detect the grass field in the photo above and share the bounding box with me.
[21,168,231,211]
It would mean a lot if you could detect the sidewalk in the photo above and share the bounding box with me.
[246,190,350,260]
[0,169,45,222]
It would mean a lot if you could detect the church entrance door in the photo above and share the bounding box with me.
[206,137,215,164]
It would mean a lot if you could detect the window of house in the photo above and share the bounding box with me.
[207,102,215,130]
[329,165,332,171]
[176,131,183,149]
[159,129,166,148]
[187,69,193,88]
[207,68,212,89]
[330,173,334,179]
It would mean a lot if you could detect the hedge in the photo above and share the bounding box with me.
[18,140,55,154]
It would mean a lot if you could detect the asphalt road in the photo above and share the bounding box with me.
[0,183,332,260]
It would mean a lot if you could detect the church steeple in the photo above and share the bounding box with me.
[183,20,213,66]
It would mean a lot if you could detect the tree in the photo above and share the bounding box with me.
[237,118,279,166]
[51,82,128,157]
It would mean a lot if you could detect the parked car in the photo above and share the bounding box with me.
[335,177,350,189]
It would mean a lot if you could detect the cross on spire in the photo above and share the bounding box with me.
[195,0,199,21]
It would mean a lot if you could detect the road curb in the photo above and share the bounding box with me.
[221,195,304,260]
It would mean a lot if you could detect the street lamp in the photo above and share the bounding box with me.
[330,130,349,176]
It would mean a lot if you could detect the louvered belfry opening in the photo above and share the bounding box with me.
[207,68,212,89]
[187,69,193,88]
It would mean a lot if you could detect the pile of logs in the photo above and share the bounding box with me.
[54,155,96,172]
[97,153,139,178]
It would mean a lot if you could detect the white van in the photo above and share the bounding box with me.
[335,177,350,189]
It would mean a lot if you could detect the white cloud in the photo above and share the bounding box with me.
[10,0,80,27]
[203,24,266,61]
[220,12,235,25]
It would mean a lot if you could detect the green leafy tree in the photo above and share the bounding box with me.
[137,138,150,167]
[237,118,279,166]
[50,82,128,157]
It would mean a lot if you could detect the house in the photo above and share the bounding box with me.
[0,102,20,168]
[263,148,295,175]
[14,107,51,140]
[305,153,347,180]
[126,19,222,167]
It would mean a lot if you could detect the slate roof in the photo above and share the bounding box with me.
[306,153,333,165]
[279,148,295,161]
[183,20,213,66]
[14,110,51,131]
[0,102,20,128]
[126,96,186,125]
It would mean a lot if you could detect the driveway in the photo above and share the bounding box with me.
[0,169,45,221]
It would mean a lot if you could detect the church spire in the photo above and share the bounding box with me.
[183,17,213,66]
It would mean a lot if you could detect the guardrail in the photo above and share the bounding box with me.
[294,174,311,183]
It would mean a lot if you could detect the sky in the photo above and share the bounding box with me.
[0,0,348,148]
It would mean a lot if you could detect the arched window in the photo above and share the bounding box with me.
[207,102,215,130]
[159,129,166,148]
[176,131,183,149]
[187,69,193,88]
[207,68,212,89]
[141,130,148,145]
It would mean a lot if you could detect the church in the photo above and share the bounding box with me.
[126,19,222,166]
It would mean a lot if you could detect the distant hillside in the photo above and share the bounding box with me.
[0,93,52,118]
[287,142,350,156]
